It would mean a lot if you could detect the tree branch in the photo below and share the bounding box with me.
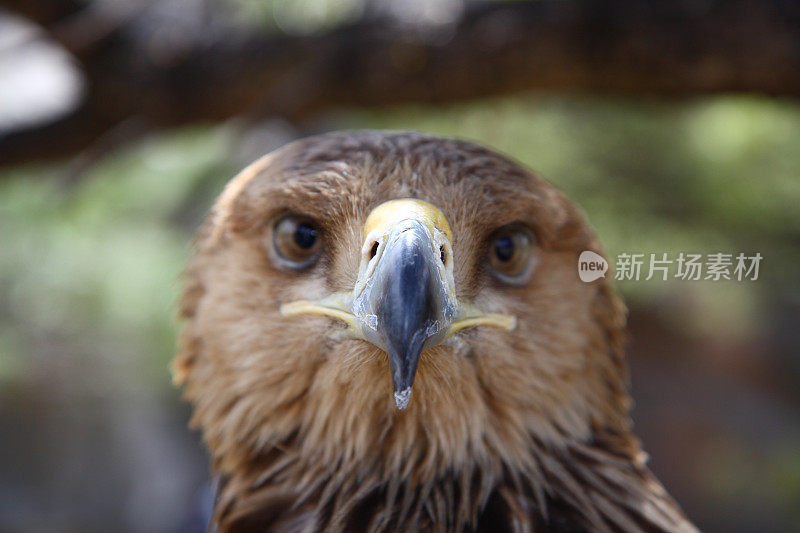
[3,0,800,166]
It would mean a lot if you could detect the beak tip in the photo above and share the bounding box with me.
[393,387,412,410]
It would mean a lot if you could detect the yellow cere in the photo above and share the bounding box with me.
[364,199,453,242]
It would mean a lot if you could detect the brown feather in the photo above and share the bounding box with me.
[173,131,697,532]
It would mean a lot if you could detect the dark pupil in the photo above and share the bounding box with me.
[293,223,317,249]
[494,236,515,262]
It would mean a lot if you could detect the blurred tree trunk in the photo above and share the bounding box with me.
[2,0,800,165]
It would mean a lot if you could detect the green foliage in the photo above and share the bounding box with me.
[0,127,236,386]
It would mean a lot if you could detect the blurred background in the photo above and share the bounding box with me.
[1,0,799,531]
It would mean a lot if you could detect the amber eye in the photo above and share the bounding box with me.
[488,225,537,284]
[271,215,322,269]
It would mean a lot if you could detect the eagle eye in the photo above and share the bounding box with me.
[488,225,537,284]
[271,215,322,269]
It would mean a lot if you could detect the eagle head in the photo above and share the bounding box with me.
[173,131,694,532]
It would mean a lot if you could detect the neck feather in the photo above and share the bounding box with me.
[212,424,695,533]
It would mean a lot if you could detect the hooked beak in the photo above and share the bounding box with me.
[280,199,515,410]
[358,218,450,408]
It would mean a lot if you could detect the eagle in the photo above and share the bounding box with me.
[173,131,697,532]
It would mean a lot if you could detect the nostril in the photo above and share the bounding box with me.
[370,241,379,259]
[440,245,446,265]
